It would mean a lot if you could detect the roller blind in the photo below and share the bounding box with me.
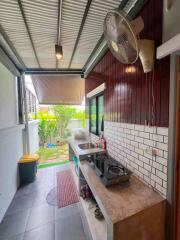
[31,75,85,105]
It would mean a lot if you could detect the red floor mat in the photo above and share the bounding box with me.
[57,170,79,208]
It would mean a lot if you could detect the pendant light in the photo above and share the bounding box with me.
[55,44,63,60]
[55,0,63,61]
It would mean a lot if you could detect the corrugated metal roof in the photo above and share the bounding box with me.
[59,0,87,68]
[71,0,122,68]
[21,0,59,69]
[0,0,38,68]
[0,0,142,71]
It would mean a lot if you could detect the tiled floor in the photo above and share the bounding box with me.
[0,164,90,240]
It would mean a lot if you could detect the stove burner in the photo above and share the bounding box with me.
[93,154,132,186]
[107,165,125,175]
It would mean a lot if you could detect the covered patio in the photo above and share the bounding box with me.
[0,163,90,240]
[1,0,179,239]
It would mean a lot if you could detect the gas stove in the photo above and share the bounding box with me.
[92,154,132,187]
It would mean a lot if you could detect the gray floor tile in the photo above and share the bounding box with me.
[0,165,90,240]
[26,204,55,231]
[55,203,80,221]
[5,194,34,216]
[24,222,54,240]
[14,185,31,198]
[0,233,24,240]
[0,209,30,239]
[32,190,53,207]
[54,163,70,173]
[55,210,87,240]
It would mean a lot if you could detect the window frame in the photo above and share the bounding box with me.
[89,92,104,136]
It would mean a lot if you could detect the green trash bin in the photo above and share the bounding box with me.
[18,154,39,185]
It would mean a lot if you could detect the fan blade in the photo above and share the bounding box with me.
[117,44,129,63]
[139,39,154,73]
[131,16,144,35]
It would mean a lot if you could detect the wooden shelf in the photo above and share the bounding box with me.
[80,197,107,240]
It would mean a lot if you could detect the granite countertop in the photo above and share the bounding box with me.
[79,160,166,224]
[68,137,105,160]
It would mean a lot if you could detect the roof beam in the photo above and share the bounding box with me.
[25,68,83,75]
[56,0,63,69]
[118,0,129,9]
[0,24,26,70]
[0,46,21,76]
[128,0,148,18]
[68,0,93,69]
[57,0,63,45]
[17,0,41,68]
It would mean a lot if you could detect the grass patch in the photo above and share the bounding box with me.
[38,160,69,169]
[38,145,68,161]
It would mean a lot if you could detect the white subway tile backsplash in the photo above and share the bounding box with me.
[130,140,138,147]
[152,134,164,142]
[164,136,168,144]
[156,157,167,167]
[139,167,149,176]
[135,136,144,143]
[135,148,144,155]
[157,127,168,136]
[135,125,145,131]
[144,126,154,133]
[104,121,168,198]
[156,170,167,181]
[130,130,139,136]
[144,163,152,172]
[139,155,150,164]
[156,142,168,151]
[153,161,163,171]
[139,131,149,139]
[143,139,154,147]
[163,166,167,174]
[151,174,163,186]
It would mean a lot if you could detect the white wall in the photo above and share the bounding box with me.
[28,120,39,154]
[0,63,17,129]
[0,125,24,222]
[163,0,180,41]
[0,62,24,222]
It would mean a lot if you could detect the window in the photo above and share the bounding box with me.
[89,94,104,135]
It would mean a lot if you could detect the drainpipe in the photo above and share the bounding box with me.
[21,73,30,154]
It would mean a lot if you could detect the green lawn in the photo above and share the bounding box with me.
[37,144,69,168]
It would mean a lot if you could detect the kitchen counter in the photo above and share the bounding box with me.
[78,160,166,240]
[68,137,105,160]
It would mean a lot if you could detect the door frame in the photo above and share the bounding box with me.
[167,52,180,240]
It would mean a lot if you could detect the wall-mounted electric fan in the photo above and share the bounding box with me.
[104,9,154,73]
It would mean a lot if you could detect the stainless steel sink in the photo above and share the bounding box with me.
[78,143,95,150]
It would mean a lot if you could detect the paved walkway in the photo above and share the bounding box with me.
[0,164,90,240]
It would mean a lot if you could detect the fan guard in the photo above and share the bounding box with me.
[104,9,154,73]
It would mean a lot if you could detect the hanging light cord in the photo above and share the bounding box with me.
[151,68,155,126]
[145,72,148,125]
[148,72,151,125]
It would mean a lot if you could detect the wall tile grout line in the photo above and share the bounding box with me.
[89,120,168,198]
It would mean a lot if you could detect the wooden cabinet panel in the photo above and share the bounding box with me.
[85,0,170,127]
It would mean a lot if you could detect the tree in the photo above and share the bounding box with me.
[38,112,58,145]
[53,105,76,139]
[73,110,85,128]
